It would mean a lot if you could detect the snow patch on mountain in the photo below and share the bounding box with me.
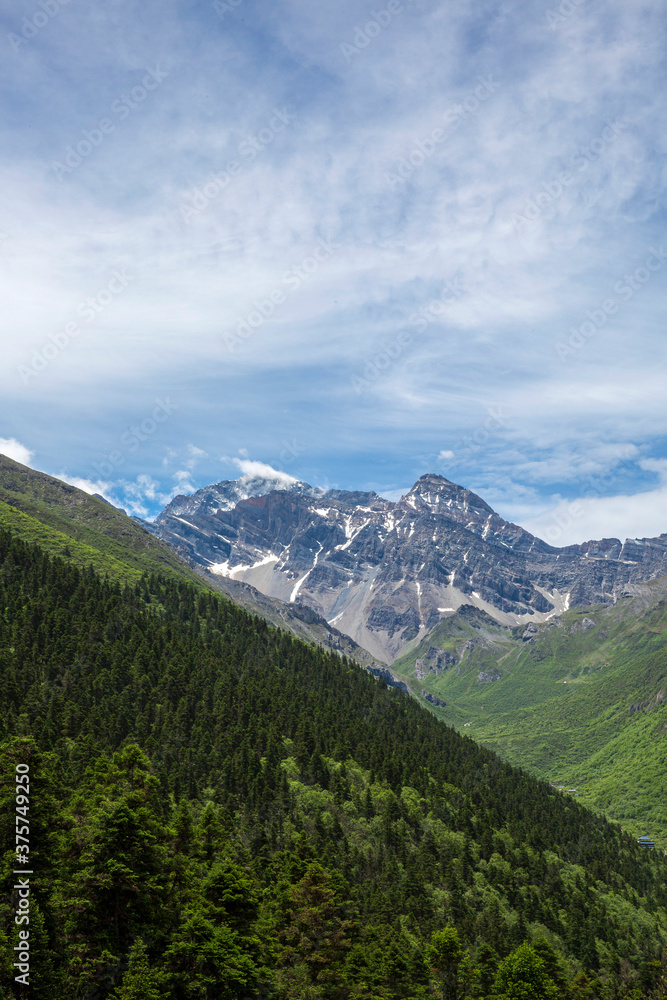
[152,472,667,663]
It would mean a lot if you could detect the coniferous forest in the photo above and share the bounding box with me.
[1,528,666,998]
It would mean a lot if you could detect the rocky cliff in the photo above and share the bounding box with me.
[151,473,667,662]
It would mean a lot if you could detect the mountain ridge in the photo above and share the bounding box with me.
[151,471,667,662]
[2,455,666,862]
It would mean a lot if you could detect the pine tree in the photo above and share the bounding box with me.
[426,926,472,1000]
[111,938,169,999]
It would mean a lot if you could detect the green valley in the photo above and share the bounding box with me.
[1,459,667,997]
[393,587,667,845]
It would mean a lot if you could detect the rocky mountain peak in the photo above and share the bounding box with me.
[150,470,667,663]
[402,474,495,520]
[158,474,320,521]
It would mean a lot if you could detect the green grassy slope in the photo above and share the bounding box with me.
[0,454,207,587]
[393,589,667,844]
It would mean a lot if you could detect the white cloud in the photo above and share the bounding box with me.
[172,469,197,494]
[438,450,455,461]
[57,474,113,497]
[110,475,161,518]
[232,458,298,485]
[639,458,667,480]
[0,438,35,467]
[58,466,208,520]
[57,474,135,513]
[181,444,208,471]
[517,487,667,546]
[132,474,161,500]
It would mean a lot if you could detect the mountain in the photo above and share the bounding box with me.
[1,525,667,997]
[156,470,323,517]
[0,456,383,669]
[152,472,667,662]
[391,580,667,843]
[150,470,667,847]
[4,456,665,845]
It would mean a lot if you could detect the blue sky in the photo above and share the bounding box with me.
[1,0,667,543]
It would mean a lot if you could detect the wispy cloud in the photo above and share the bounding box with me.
[0,0,665,536]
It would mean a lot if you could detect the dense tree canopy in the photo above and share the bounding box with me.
[0,530,665,998]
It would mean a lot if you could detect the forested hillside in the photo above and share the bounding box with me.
[1,529,666,998]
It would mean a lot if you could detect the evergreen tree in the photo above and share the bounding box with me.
[111,938,170,1000]
[426,926,473,1000]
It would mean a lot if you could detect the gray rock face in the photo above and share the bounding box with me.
[367,666,410,694]
[415,646,457,680]
[458,638,480,657]
[422,690,447,708]
[414,660,428,681]
[573,617,597,631]
[151,472,667,663]
[161,474,322,518]
[478,671,502,684]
